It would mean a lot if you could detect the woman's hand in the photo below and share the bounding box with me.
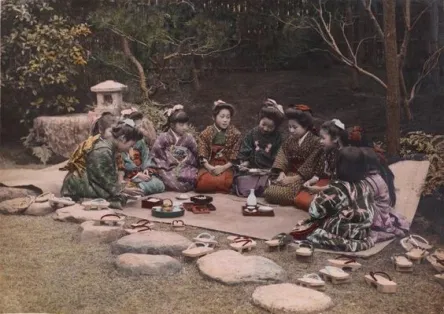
[123,187,144,196]
[238,161,249,172]
[211,165,226,176]
[279,174,302,186]
[274,172,286,184]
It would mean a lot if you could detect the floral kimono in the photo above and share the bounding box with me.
[366,172,409,243]
[294,148,338,211]
[61,138,127,209]
[307,179,375,252]
[195,124,241,193]
[151,130,198,192]
[118,140,165,195]
[234,127,282,197]
[263,131,323,205]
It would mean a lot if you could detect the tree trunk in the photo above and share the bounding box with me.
[439,3,444,88]
[383,0,400,156]
[346,0,360,90]
[429,0,440,88]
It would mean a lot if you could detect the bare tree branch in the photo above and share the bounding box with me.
[361,0,384,39]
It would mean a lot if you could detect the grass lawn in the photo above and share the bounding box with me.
[0,214,443,314]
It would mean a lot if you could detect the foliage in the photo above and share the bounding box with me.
[1,0,91,125]
[31,145,53,165]
[400,131,444,195]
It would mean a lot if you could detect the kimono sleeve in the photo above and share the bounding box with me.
[197,127,212,162]
[87,147,123,197]
[150,134,169,169]
[237,129,254,162]
[297,146,324,180]
[271,145,288,172]
[137,140,154,170]
[184,134,199,167]
[309,184,343,220]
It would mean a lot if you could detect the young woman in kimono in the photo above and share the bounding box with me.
[305,146,375,252]
[234,99,285,197]
[295,118,349,210]
[61,120,144,209]
[116,111,165,196]
[150,105,198,192]
[195,100,242,193]
[263,105,323,205]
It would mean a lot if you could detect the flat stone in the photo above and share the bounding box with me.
[53,204,116,223]
[79,221,126,244]
[197,250,287,285]
[0,197,33,215]
[115,253,182,276]
[252,283,334,314]
[111,231,192,256]
[24,202,55,216]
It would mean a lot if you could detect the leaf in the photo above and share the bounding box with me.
[31,145,52,165]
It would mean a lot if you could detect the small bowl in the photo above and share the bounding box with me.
[190,195,213,205]
[152,206,162,212]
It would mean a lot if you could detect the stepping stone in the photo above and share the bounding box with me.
[115,253,182,276]
[0,197,33,215]
[111,231,192,256]
[252,283,333,313]
[52,204,116,223]
[79,221,126,244]
[24,202,55,216]
[197,250,286,285]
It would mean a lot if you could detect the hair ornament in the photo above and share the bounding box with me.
[264,98,284,115]
[164,104,184,117]
[332,118,345,130]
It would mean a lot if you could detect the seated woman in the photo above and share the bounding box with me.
[150,105,198,192]
[263,105,323,205]
[116,111,165,196]
[306,146,375,252]
[61,120,144,209]
[195,100,241,194]
[296,118,349,210]
[234,98,284,197]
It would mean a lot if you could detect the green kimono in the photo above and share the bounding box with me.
[61,138,127,209]
[237,127,282,169]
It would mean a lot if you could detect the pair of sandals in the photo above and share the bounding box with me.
[182,233,218,258]
[265,234,314,258]
[124,219,154,234]
[397,234,432,266]
[298,262,355,290]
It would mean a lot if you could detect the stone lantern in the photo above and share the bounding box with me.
[90,80,128,116]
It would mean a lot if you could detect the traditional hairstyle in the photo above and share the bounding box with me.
[91,112,117,136]
[212,100,235,117]
[260,98,285,127]
[335,146,367,182]
[362,147,397,206]
[348,125,371,147]
[128,111,144,121]
[285,104,314,130]
[320,119,349,147]
[111,120,143,142]
[162,104,189,132]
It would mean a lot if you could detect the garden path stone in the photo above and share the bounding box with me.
[52,204,116,223]
[252,283,334,313]
[24,202,55,216]
[197,250,286,285]
[79,220,126,244]
[111,231,192,256]
[115,253,182,275]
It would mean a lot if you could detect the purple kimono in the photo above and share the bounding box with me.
[151,130,198,192]
[366,173,410,243]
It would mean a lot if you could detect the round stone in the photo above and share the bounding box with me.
[197,250,287,285]
[115,253,182,276]
[79,220,126,244]
[252,283,334,313]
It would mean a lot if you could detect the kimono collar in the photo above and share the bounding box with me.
[213,124,226,133]
[298,131,309,145]
[169,129,181,143]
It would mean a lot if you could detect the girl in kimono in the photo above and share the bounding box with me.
[296,118,349,210]
[117,112,165,196]
[61,119,144,208]
[306,146,375,252]
[151,105,198,192]
[234,99,284,196]
[263,105,323,205]
[195,100,242,193]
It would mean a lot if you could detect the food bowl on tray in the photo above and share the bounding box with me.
[151,204,185,218]
[141,197,163,209]
[190,195,213,205]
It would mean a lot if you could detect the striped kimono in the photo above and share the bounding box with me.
[307,179,375,252]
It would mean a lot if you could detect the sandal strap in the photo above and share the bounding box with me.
[100,214,121,220]
[172,220,185,226]
[196,232,213,239]
[334,255,357,264]
[303,273,322,281]
[370,271,392,282]
[234,238,252,246]
[137,226,151,232]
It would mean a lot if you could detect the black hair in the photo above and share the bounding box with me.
[128,111,143,121]
[284,107,314,130]
[347,126,371,147]
[162,109,190,132]
[362,147,397,206]
[320,120,349,146]
[213,103,234,117]
[259,106,285,127]
[111,121,143,142]
[91,112,117,136]
[335,146,367,182]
